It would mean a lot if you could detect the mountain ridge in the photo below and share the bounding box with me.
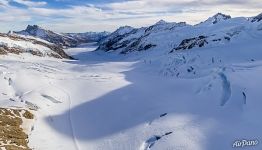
[96,12,262,54]
[15,25,110,47]
[0,33,73,59]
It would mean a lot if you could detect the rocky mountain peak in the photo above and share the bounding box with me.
[251,13,262,22]
[206,13,231,24]
[26,25,41,30]
[20,25,51,38]
[26,25,45,32]
[114,26,134,35]
[155,20,167,25]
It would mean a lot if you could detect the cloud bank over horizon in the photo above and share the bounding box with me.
[0,0,261,33]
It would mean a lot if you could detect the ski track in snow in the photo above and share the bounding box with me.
[54,86,80,150]
[24,62,81,150]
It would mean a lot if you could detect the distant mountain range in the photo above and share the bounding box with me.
[96,12,262,54]
[14,25,110,47]
[0,12,262,59]
[0,25,109,59]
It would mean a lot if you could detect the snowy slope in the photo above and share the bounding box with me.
[1,38,262,150]
[0,33,72,59]
[1,12,262,150]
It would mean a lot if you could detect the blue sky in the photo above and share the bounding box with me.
[0,0,261,33]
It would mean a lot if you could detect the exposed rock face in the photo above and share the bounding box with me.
[15,25,109,47]
[170,32,235,53]
[211,13,231,24]
[200,13,231,25]
[251,13,262,22]
[15,25,78,47]
[0,33,73,59]
[145,21,186,33]
[95,12,262,54]
[97,21,188,54]
[96,26,136,52]
[170,36,208,52]
[0,108,34,150]
[121,38,157,54]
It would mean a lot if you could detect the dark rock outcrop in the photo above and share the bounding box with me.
[251,13,262,22]
[170,36,208,52]
[96,26,136,52]
[211,13,231,24]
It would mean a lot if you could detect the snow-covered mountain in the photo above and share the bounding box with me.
[96,21,189,54]
[15,25,109,47]
[0,33,72,59]
[199,13,231,25]
[14,25,78,47]
[251,12,262,22]
[97,13,262,54]
[2,12,262,150]
[64,31,110,44]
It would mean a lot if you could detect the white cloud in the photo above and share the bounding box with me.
[0,0,9,6]
[13,0,47,7]
[0,1,31,22]
[0,0,261,33]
